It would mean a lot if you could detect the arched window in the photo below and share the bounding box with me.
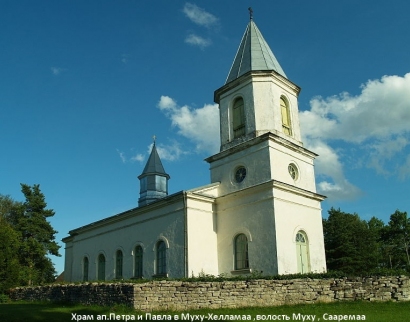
[232,97,245,138]
[97,254,105,281]
[234,234,249,270]
[115,250,123,279]
[134,246,143,279]
[280,97,292,136]
[296,231,310,273]
[83,257,89,282]
[156,241,167,275]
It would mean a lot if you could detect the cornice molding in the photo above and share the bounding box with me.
[214,70,300,103]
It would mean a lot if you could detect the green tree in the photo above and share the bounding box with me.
[381,210,410,270]
[0,195,22,225]
[3,184,61,285]
[19,184,61,284]
[323,208,380,275]
[367,216,386,268]
[0,199,22,293]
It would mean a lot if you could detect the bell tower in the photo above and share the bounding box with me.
[207,12,327,275]
[215,17,303,153]
[207,15,314,196]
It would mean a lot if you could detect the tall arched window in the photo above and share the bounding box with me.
[156,241,166,275]
[97,254,105,281]
[232,97,245,138]
[134,246,143,279]
[296,231,310,273]
[234,234,249,270]
[280,97,292,136]
[115,250,123,279]
[83,257,89,282]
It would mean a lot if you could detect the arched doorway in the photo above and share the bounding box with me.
[296,231,310,273]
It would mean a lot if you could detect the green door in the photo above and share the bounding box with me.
[296,232,309,273]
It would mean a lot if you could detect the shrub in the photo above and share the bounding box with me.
[0,294,10,303]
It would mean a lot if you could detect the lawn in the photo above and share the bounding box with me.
[1,300,409,321]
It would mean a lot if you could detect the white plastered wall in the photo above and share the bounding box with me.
[209,140,272,196]
[273,188,327,274]
[66,198,186,282]
[63,241,73,281]
[217,72,302,150]
[267,139,317,193]
[216,183,278,276]
[251,73,302,143]
[185,194,219,276]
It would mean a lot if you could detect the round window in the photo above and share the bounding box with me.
[234,166,247,183]
[288,164,298,180]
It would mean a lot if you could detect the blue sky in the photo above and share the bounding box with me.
[1,1,409,275]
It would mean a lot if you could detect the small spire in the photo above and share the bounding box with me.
[138,138,170,207]
[248,7,253,20]
[153,135,156,145]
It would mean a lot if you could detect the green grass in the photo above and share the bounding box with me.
[0,301,131,322]
[1,300,410,321]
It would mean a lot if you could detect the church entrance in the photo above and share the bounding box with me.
[296,231,309,273]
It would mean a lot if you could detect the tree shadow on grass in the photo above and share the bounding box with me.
[0,302,136,322]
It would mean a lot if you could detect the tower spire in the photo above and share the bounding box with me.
[138,139,170,207]
[224,18,287,84]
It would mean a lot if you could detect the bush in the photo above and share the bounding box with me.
[0,294,10,303]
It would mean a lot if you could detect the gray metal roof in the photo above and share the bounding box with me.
[139,143,169,178]
[225,20,287,84]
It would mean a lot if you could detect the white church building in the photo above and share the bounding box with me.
[63,16,327,282]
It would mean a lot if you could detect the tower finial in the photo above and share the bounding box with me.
[153,135,156,145]
[248,7,253,20]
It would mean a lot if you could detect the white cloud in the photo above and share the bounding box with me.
[183,3,218,28]
[117,149,127,163]
[51,67,66,75]
[185,34,211,49]
[398,154,410,180]
[301,74,410,143]
[148,141,188,162]
[121,54,130,64]
[155,74,409,200]
[303,138,361,200]
[300,73,410,199]
[158,95,219,154]
[366,136,408,176]
[130,153,144,163]
[118,142,185,165]
[116,149,144,164]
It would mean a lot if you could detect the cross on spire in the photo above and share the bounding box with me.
[248,7,253,20]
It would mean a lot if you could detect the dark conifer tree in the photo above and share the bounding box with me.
[11,184,61,285]
[381,210,410,270]
[323,208,380,275]
[0,216,21,293]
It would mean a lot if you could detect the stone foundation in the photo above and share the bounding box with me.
[9,276,410,311]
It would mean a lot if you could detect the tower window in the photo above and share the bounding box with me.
[234,166,247,183]
[280,97,292,136]
[115,250,123,279]
[234,234,249,270]
[232,97,245,138]
[288,163,299,181]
